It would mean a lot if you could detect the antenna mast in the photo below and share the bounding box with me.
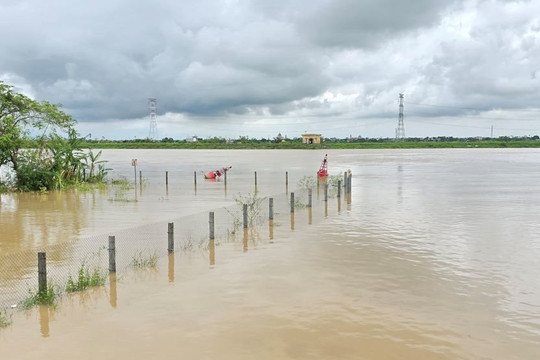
[148,98,158,140]
[396,93,405,140]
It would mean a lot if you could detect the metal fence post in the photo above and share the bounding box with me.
[209,212,215,240]
[243,204,248,228]
[269,198,274,220]
[324,184,328,201]
[108,236,116,273]
[38,252,47,294]
[290,192,295,213]
[168,222,174,253]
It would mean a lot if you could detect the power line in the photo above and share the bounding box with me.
[408,102,540,122]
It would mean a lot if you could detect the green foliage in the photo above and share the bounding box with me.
[1,81,111,192]
[131,250,158,269]
[84,149,110,182]
[80,137,540,150]
[66,262,107,293]
[13,151,56,191]
[20,284,58,309]
[1,81,74,172]
[0,310,12,328]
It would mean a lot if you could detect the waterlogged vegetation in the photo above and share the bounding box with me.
[226,192,267,234]
[108,177,137,202]
[296,174,342,201]
[20,284,58,309]
[131,250,159,269]
[0,310,12,328]
[1,81,110,193]
[66,262,107,293]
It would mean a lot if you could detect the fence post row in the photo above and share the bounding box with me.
[109,236,116,273]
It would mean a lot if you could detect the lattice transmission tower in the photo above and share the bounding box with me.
[148,98,158,140]
[395,93,406,140]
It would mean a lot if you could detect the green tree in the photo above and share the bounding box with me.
[0,81,74,172]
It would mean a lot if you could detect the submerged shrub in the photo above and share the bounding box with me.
[66,262,107,293]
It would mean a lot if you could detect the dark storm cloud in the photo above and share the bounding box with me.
[0,0,456,122]
[296,0,452,48]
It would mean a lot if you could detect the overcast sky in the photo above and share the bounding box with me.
[1,0,539,140]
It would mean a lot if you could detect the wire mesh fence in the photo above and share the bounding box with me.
[0,182,346,317]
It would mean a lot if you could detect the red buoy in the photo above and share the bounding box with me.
[204,166,232,179]
[317,154,328,177]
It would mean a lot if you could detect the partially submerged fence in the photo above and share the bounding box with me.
[0,172,353,320]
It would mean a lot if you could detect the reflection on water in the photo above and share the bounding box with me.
[109,273,117,308]
[208,239,215,266]
[0,190,86,252]
[2,149,540,359]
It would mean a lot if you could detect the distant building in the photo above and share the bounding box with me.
[302,133,322,144]
[187,135,201,142]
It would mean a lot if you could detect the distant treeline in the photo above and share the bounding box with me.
[66,136,540,149]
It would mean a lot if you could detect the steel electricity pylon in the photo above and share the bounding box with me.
[395,93,405,140]
[148,98,158,140]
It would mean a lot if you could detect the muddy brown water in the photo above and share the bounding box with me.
[1,149,540,359]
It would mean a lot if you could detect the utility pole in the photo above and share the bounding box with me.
[396,93,405,140]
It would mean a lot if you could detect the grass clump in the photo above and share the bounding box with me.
[110,177,131,189]
[20,284,58,309]
[108,177,137,202]
[131,250,159,269]
[0,310,12,328]
[66,262,107,293]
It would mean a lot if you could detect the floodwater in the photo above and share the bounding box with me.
[1,149,540,359]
